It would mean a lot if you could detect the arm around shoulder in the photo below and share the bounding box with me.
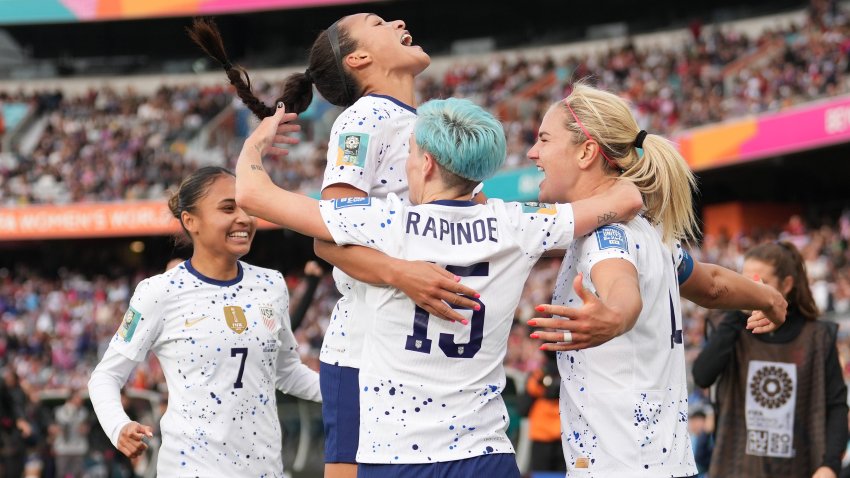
[679,260,787,326]
[569,179,643,237]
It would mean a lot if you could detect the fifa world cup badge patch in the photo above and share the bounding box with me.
[224,305,248,334]
[336,133,369,168]
[118,306,142,342]
[595,225,628,251]
[522,202,557,215]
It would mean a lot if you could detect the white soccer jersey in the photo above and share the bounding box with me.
[554,217,697,477]
[319,94,416,369]
[318,195,576,464]
[106,261,320,478]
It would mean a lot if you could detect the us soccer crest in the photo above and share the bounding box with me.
[259,304,277,333]
[223,305,248,334]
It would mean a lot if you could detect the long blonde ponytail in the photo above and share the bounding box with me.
[560,82,699,244]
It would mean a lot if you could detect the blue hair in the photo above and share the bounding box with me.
[413,98,506,182]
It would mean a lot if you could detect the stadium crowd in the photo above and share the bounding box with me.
[1,2,849,205]
[0,85,231,206]
[2,212,850,476]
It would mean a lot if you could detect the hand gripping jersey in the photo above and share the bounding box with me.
[107,261,319,477]
[554,217,698,477]
[319,94,416,369]
[318,195,576,464]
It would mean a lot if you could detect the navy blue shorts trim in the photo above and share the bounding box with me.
[320,361,360,464]
[358,453,519,478]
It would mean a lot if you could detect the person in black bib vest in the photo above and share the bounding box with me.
[694,241,848,478]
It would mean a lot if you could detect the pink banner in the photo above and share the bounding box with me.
[677,95,850,170]
[0,0,371,25]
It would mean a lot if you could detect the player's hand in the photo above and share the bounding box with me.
[745,310,780,334]
[245,102,301,157]
[528,274,625,351]
[389,260,480,324]
[117,421,153,459]
[812,466,837,478]
[744,274,787,334]
[607,179,643,222]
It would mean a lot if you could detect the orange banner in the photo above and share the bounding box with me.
[0,201,280,241]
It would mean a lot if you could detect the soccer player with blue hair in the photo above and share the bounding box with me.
[235,98,642,476]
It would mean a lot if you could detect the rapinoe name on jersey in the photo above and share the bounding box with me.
[405,211,498,245]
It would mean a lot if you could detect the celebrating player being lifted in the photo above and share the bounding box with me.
[88,167,321,477]
[234,98,642,476]
[189,17,479,478]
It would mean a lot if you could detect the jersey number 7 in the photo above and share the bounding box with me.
[404,262,488,359]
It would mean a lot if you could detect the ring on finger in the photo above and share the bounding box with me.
[562,331,573,344]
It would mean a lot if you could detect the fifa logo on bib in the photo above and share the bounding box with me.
[745,360,796,458]
[224,306,248,334]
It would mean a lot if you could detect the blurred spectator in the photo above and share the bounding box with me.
[52,388,90,478]
[689,409,714,478]
[523,350,565,474]
[0,368,29,478]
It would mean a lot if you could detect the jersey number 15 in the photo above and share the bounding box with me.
[404,262,488,359]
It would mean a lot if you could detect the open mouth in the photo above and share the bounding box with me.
[400,32,413,46]
[228,231,250,239]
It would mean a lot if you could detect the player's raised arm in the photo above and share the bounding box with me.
[234,102,334,242]
[568,178,643,237]
[313,181,481,323]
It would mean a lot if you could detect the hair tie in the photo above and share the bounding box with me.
[303,69,314,83]
[633,130,648,149]
[222,61,233,71]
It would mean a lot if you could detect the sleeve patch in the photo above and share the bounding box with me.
[522,202,557,215]
[676,248,695,285]
[595,225,628,251]
[336,133,370,168]
[334,197,372,209]
[117,306,142,342]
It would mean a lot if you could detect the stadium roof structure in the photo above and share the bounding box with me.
[0,0,376,25]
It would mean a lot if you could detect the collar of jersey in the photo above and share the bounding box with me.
[427,199,478,207]
[184,260,244,287]
[367,94,416,114]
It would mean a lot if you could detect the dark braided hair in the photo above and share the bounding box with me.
[187,17,360,119]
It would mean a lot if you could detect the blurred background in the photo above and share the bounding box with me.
[1,0,849,476]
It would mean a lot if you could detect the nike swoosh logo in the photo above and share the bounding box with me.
[184,316,210,327]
